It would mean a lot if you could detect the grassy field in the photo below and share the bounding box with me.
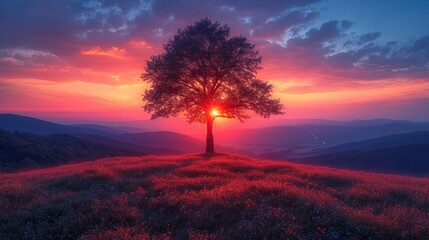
[1,154,428,239]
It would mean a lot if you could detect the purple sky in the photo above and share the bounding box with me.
[0,0,428,125]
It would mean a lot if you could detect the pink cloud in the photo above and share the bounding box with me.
[81,46,127,58]
[128,41,153,49]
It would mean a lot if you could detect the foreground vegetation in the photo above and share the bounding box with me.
[1,154,428,239]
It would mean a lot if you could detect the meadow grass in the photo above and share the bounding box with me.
[1,154,428,239]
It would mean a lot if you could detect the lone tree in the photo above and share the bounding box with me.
[142,19,283,153]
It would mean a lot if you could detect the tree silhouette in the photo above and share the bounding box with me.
[143,19,283,153]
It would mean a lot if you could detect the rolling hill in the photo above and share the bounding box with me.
[0,129,171,172]
[70,124,130,134]
[2,113,428,176]
[301,144,429,176]
[117,131,233,153]
[312,131,429,154]
[4,113,429,156]
[216,122,429,155]
[0,114,114,136]
[261,132,429,176]
[1,154,428,239]
[0,114,212,155]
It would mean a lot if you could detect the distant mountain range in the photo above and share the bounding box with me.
[214,122,429,155]
[260,131,429,176]
[1,113,428,176]
[0,114,115,136]
[0,114,214,153]
[0,129,143,172]
[310,131,429,154]
[0,114,213,171]
[304,144,429,176]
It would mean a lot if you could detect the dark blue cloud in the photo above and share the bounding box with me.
[252,10,319,39]
[261,18,429,81]
[0,0,85,55]
[305,20,352,43]
[0,0,428,84]
[0,0,321,54]
[358,32,381,44]
[325,35,429,79]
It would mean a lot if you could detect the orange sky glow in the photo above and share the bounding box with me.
[1,0,428,131]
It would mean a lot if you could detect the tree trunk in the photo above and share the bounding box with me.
[206,116,215,153]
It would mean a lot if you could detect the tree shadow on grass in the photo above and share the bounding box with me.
[199,152,229,160]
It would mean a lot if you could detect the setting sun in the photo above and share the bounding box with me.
[210,108,220,117]
[1,1,429,239]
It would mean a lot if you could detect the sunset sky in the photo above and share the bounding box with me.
[1,0,429,129]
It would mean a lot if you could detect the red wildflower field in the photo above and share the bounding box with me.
[1,154,428,239]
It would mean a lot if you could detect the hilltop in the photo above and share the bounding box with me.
[1,154,428,239]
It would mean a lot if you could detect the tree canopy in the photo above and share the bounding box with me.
[142,18,283,152]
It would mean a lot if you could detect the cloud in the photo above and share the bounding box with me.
[358,32,381,44]
[1,0,429,122]
[0,57,24,65]
[0,78,145,120]
[81,46,127,58]
[0,48,57,58]
[0,0,428,90]
[252,10,319,40]
[304,20,352,43]
[259,18,429,85]
[326,35,429,80]
[260,20,352,74]
[0,0,322,84]
[0,48,58,69]
[128,40,153,49]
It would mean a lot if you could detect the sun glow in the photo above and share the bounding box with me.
[210,108,220,117]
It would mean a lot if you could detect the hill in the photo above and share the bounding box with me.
[70,124,130,134]
[1,154,428,239]
[215,123,429,154]
[301,144,429,176]
[289,132,429,176]
[0,130,174,172]
[118,131,233,153]
[0,114,210,154]
[0,114,114,136]
[311,131,429,154]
